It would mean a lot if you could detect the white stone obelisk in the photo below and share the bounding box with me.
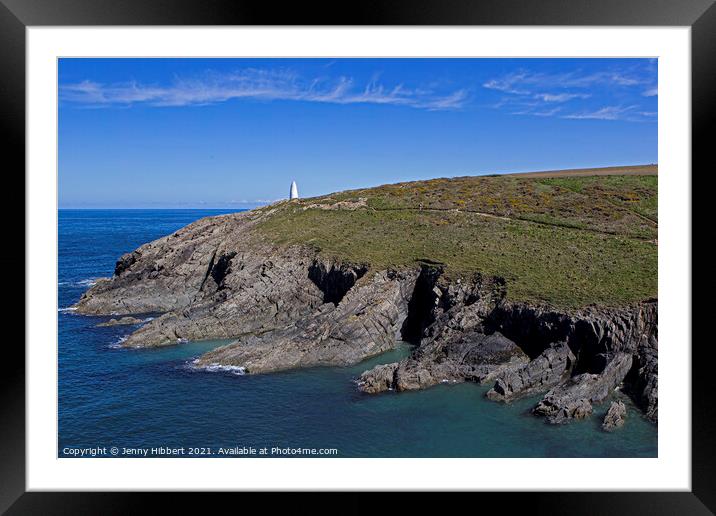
[289,180,299,200]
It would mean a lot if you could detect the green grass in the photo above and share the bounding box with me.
[253,173,657,309]
[538,175,658,223]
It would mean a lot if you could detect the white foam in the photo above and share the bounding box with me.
[57,306,77,313]
[189,360,245,376]
[58,278,99,288]
[108,335,128,349]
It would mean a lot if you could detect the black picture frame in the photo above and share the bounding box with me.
[2,0,712,513]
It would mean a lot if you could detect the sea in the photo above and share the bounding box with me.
[58,209,658,458]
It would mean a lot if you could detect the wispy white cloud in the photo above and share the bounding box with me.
[512,106,563,117]
[533,107,563,117]
[483,74,532,95]
[60,68,468,111]
[562,105,643,121]
[533,92,591,103]
[483,65,656,121]
[483,69,650,95]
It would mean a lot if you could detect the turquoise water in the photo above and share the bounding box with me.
[58,209,657,457]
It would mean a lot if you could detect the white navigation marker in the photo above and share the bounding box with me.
[289,180,299,200]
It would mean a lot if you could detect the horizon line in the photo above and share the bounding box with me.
[58,162,657,209]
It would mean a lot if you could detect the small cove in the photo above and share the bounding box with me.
[58,209,657,458]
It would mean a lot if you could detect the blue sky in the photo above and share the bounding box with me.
[59,58,657,208]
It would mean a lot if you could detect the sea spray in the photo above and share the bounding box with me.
[109,335,129,349]
[187,358,246,376]
[58,278,99,288]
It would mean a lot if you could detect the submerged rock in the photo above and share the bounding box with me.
[602,400,627,431]
[96,316,144,327]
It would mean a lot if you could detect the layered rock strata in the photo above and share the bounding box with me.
[75,210,658,425]
[357,273,658,425]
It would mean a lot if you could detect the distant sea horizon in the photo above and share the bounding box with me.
[58,162,657,211]
[58,206,260,211]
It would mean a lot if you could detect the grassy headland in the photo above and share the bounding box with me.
[254,166,657,309]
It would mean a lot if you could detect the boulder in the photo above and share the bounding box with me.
[602,400,627,431]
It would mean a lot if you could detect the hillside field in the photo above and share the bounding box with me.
[254,165,657,309]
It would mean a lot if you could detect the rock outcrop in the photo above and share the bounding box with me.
[357,272,658,425]
[74,209,658,426]
[358,272,530,392]
[75,209,419,371]
[626,335,658,422]
[532,352,632,424]
[194,269,417,374]
[96,316,144,327]
[77,211,333,348]
[485,341,574,402]
[602,400,627,431]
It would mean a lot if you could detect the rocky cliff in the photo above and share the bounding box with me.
[74,170,658,426]
[75,209,419,372]
[357,268,657,424]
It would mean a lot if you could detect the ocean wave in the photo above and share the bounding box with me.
[187,359,245,376]
[58,306,78,313]
[58,278,99,288]
[108,335,128,349]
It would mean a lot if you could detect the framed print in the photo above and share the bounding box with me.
[2,0,714,512]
